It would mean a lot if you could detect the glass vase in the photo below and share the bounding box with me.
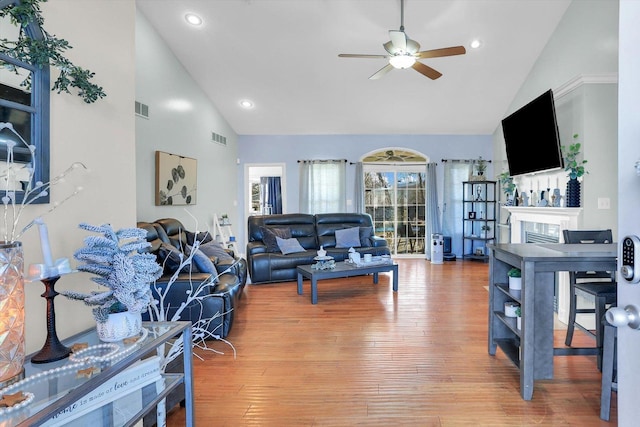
[0,241,25,384]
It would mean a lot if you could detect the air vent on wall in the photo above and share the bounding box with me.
[135,101,149,119]
[211,132,227,146]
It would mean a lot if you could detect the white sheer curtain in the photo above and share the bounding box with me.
[424,162,440,260]
[299,160,347,213]
[353,162,364,213]
[442,161,473,257]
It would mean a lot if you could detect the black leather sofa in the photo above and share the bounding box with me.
[247,213,390,284]
[137,218,247,338]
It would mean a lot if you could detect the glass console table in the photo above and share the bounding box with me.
[0,321,194,426]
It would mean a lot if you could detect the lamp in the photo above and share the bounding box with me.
[389,54,416,69]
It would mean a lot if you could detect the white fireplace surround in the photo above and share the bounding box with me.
[505,206,584,326]
[505,207,582,244]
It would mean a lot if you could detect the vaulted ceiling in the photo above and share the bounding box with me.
[136,0,572,136]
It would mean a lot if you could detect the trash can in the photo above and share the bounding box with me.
[431,233,444,264]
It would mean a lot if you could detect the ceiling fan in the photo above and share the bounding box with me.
[338,0,466,80]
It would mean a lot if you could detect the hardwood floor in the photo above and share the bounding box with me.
[166,259,616,426]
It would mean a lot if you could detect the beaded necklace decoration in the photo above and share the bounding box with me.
[0,327,150,416]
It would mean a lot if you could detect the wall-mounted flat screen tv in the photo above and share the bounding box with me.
[501,89,564,176]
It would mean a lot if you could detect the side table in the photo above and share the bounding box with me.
[0,321,194,426]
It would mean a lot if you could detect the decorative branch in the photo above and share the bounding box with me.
[147,227,238,369]
[1,122,87,242]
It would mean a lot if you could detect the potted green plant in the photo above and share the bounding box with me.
[508,267,521,291]
[480,224,492,239]
[498,171,516,204]
[475,156,487,177]
[562,134,588,207]
[62,223,163,341]
[515,306,522,330]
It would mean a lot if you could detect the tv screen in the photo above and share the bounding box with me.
[501,89,564,177]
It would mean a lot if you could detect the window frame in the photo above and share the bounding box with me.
[0,0,50,204]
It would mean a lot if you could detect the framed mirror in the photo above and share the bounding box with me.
[0,0,50,204]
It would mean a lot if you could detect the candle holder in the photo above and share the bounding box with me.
[31,275,71,364]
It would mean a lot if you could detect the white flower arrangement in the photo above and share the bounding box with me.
[0,121,86,243]
[61,223,163,323]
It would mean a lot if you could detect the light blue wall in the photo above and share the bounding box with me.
[238,133,492,245]
[135,11,240,231]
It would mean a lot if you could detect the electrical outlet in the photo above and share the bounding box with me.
[597,197,611,209]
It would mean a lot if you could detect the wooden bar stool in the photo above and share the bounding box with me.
[562,229,617,370]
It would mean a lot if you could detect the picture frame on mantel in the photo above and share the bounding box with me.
[155,151,197,206]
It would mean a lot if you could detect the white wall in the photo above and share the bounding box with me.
[19,0,137,353]
[492,0,619,233]
[135,11,239,233]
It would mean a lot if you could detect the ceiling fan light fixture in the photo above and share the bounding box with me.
[389,54,416,69]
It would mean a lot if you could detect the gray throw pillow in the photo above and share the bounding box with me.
[276,236,306,255]
[335,227,361,248]
[186,245,218,275]
[199,241,234,262]
[359,226,374,247]
[261,226,291,252]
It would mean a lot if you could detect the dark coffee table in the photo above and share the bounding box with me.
[296,261,398,304]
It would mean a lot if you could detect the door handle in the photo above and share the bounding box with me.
[606,305,640,330]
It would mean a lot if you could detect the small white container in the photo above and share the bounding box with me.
[504,302,520,318]
[363,254,372,263]
[508,277,522,291]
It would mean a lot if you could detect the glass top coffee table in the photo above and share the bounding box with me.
[296,260,398,304]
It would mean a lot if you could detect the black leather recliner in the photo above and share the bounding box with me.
[246,213,390,284]
[137,219,247,338]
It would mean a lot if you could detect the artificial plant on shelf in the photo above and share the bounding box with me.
[61,223,162,325]
[475,157,487,177]
[561,133,588,207]
[0,0,106,103]
[498,171,516,205]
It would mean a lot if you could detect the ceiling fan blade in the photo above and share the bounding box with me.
[385,30,407,53]
[412,62,442,80]
[417,46,466,59]
[369,63,394,80]
[338,54,388,59]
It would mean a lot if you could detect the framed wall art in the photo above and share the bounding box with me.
[155,151,197,205]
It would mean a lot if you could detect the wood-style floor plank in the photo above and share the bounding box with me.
[166,259,616,426]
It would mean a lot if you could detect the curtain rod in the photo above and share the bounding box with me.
[349,161,436,166]
[297,159,347,163]
[441,159,493,163]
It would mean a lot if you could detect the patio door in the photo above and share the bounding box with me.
[363,165,426,256]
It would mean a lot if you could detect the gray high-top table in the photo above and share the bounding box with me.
[297,261,398,304]
[487,243,617,400]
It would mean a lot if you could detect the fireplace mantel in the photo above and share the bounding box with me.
[504,207,583,244]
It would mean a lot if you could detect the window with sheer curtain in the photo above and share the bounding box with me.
[441,160,474,256]
[299,160,346,213]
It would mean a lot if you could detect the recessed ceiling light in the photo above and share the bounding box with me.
[470,39,482,49]
[240,100,254,109]
[185,13,203,26]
